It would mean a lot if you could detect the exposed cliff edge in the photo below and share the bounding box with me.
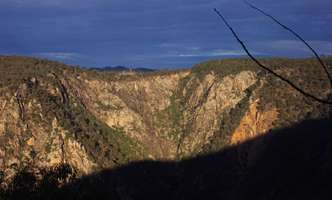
[0,56,331,198]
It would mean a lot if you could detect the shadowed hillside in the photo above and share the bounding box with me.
[2,117,332,200]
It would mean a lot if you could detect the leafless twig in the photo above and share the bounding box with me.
[244,0,332,87]
[213,8,332,105]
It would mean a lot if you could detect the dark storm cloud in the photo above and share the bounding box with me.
[0,0,331,68]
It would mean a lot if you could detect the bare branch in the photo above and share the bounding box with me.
[213,8,332,105]
[244,0,332,87]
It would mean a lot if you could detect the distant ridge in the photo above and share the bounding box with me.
[90,65,156,72]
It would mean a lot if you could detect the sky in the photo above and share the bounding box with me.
[0,0,331,68]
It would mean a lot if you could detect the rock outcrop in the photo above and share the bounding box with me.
[0,56,331,190]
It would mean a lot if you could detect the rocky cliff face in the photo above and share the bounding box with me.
[0,56,331,189]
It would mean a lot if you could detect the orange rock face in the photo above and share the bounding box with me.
[231,99,278,145]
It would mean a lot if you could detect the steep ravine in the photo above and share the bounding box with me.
[0,56,331,191]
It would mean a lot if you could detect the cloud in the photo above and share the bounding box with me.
[178,49,256,57]
[34,52,80,60]
[0,0,331,68]
[256,40,332,56]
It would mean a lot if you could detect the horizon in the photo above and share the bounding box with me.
[1,0,331,69]
[2,54,331,71]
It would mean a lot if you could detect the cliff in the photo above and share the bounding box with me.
[0,56,331,198]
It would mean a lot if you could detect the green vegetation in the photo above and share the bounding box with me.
[192,58,261,80]
[0,56,67,89]
[255,57,332,128]
[1,55,332,199]
[35,88,147,166]
[202,83,257,154]
[155,93,183,141]
[192,57,332,81]
[0,56,147,168]
[191,57,332,153]
[86,67,189,83]
[1,164,76,200]
[95,101,120,111]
